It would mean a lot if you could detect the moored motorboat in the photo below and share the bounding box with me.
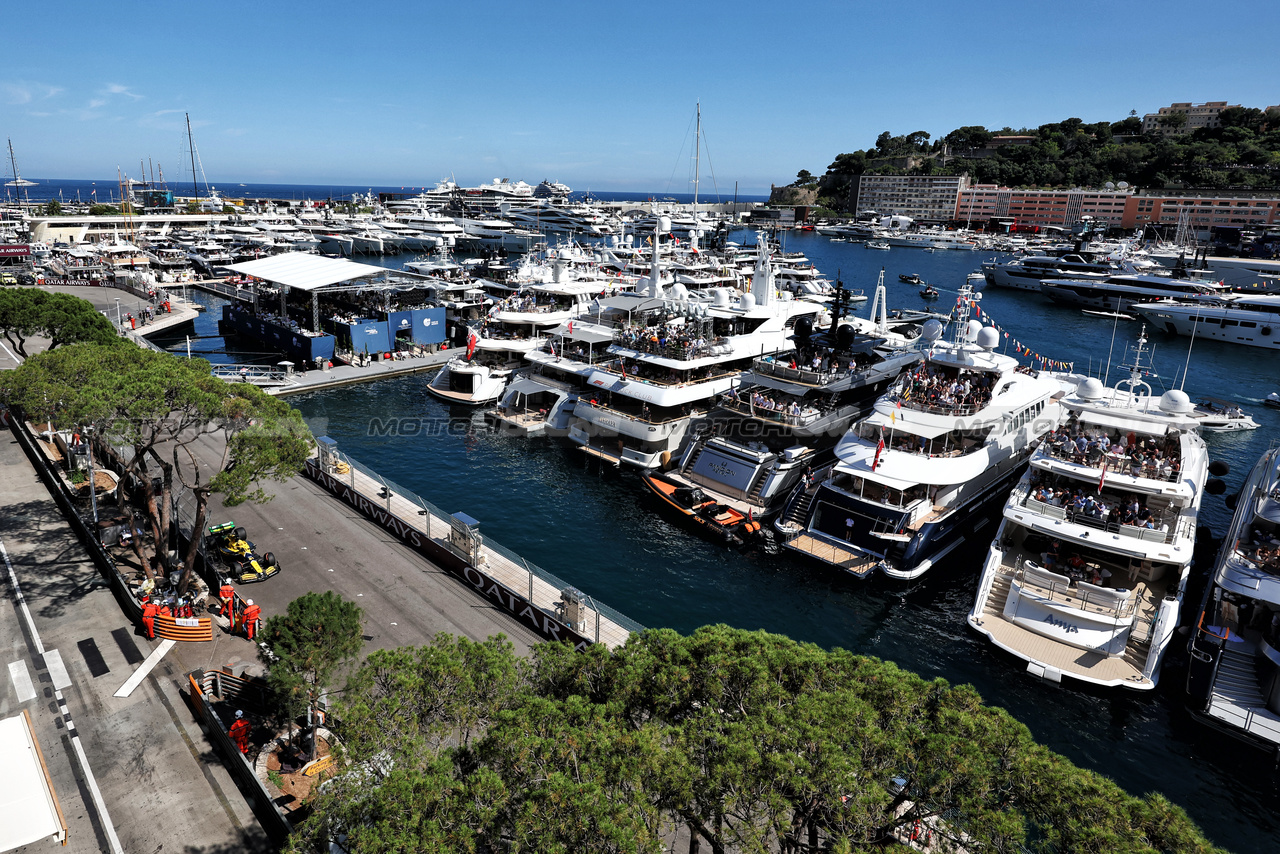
[639,472,769,548]
[1191,397,1259,433]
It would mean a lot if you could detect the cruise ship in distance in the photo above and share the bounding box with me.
[1134,293,1280,350]
[780,286,1074,581]
[1185,444,1280,749]
[967,331,1209,690]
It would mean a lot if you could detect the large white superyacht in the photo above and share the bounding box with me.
[967,331,1209,690]
[566,229,823,469]
[1134,293,1280,350]
[1185,444,1280,749]
[780,286,1074,581]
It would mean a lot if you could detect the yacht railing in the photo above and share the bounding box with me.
[595,362,740,389]
[575,398,691,426]
[885,391,986,417]
[1014,560,1139,620]
[752,357,850,386]
[719,396,826,427]
[1015,487,1177,545]
[1039,441,1181,484]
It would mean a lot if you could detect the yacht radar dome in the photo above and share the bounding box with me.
[922,319,944,341]
[1076,377,1105,400]
[740,292,756,310]
[1158,389,1194,414]
[659,216,672,233]
[976,326,999,350]
[713,288,730,309]
[966,319,983,341]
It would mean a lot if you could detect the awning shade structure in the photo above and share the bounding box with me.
[862,410,955,439]
[1080,409,1172,434]
[225,251,389,291]
[546,323,615,344]
[0,711,67,851]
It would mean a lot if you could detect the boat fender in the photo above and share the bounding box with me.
[1205,478,1226,496]
[1208,460,1230,477]
[660,450,672,469]
[1263,326,1272,336]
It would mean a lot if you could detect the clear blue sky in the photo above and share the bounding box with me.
[4,0,1277,194]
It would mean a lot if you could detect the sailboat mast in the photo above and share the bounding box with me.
[5,139,16,206]
[692,102,700,222]
[186,113,199,201]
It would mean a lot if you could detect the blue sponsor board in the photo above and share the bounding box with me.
[346,319,391,354]
[387,307,447,345]
[221,306,335,363]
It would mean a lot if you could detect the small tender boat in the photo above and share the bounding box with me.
[1265,392,1280,409]
[866,241,891,251]
[1081,309,1135,320]
[919,286,939,299]
[899,273,922,284]
[1191,397,1259,432]
[640,472,769,547]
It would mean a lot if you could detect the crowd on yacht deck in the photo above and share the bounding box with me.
[895,364,994,411]
[1042,423,1182,480]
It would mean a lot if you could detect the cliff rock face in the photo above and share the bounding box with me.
[769,184,818,206]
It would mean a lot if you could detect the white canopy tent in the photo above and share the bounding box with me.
[225,251,388,291]
[0,711,67,851]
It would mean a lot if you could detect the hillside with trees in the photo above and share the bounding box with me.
[800,107,1280,212]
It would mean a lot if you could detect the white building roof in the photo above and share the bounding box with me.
[225,252,389,291]
[0,712,67,851]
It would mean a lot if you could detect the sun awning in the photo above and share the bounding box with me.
[862,410,954,439]
[546,323,614,344]
[505,377,560,396]
[1079,409,1172,434]
[0,711,67,851]
[595,295,665,313]
[225,252,390,291]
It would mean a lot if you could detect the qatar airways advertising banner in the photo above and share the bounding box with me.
[0,244,30,257]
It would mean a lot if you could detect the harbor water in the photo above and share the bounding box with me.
[155,231,1279,853]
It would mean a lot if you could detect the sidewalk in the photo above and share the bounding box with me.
[0,426,271,853]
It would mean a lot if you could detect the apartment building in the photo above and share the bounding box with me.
[1122,193,1280,232]
[955,185,1134,229]
[853,174,969,222]
[1141,101,1239,136]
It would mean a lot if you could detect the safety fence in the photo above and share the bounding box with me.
[310,437,643,649]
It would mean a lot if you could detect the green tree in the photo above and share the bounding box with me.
[261,591,364,761]
[0,288,120,358]
[44,198,63,216]
[791,169,815,187]
[0,343,313,584]
[88,203,119,215]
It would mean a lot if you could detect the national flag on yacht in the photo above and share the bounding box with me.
[1098,460,1106,494]
[872,432,886,471]
[567,321,574,334]
[620,361,627,379]
[466,328,478,360]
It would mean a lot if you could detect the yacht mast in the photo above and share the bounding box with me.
[692,102,700,250]
[186,113,199,200]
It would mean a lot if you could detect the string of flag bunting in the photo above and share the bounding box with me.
[953,293,1075,373]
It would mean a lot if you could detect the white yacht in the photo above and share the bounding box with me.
[426,354,511,407]
[1039,272,1228,311]
[982,253,1115,292]
[452,214,541,253]
[566,230,823,469]
[1185,444,1280,749]
[967,333,1209,690]
[647,275,924,522]
[1133,293,1280,350]
[780,287,1073,581]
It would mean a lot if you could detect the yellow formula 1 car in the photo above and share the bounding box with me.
[206,522,281,583]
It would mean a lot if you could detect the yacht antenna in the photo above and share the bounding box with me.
[1101,307,1121,388]
[1178,310,1201,391]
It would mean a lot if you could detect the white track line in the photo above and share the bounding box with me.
[113,639,175,698]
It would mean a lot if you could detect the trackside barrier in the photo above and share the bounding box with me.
[155,614,214,642]
[187,668,291,844]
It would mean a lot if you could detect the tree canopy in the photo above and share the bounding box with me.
[0,288,121,357]
[261,591,364,759]
[0,343,314,588]
[291,626,1223,854]
[810,108,1280,211]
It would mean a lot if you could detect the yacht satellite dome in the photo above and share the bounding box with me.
[658,216,672,233]
[740,292,756,311]
[966,319,983,341]
[713,288,730,309]
[1076,377,1105,400]
[922,319,944,341]
[671,282,689,300]
[976,326,999,350]
[1158,389,1194,414]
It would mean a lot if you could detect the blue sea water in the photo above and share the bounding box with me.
[153,230,1278,852]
